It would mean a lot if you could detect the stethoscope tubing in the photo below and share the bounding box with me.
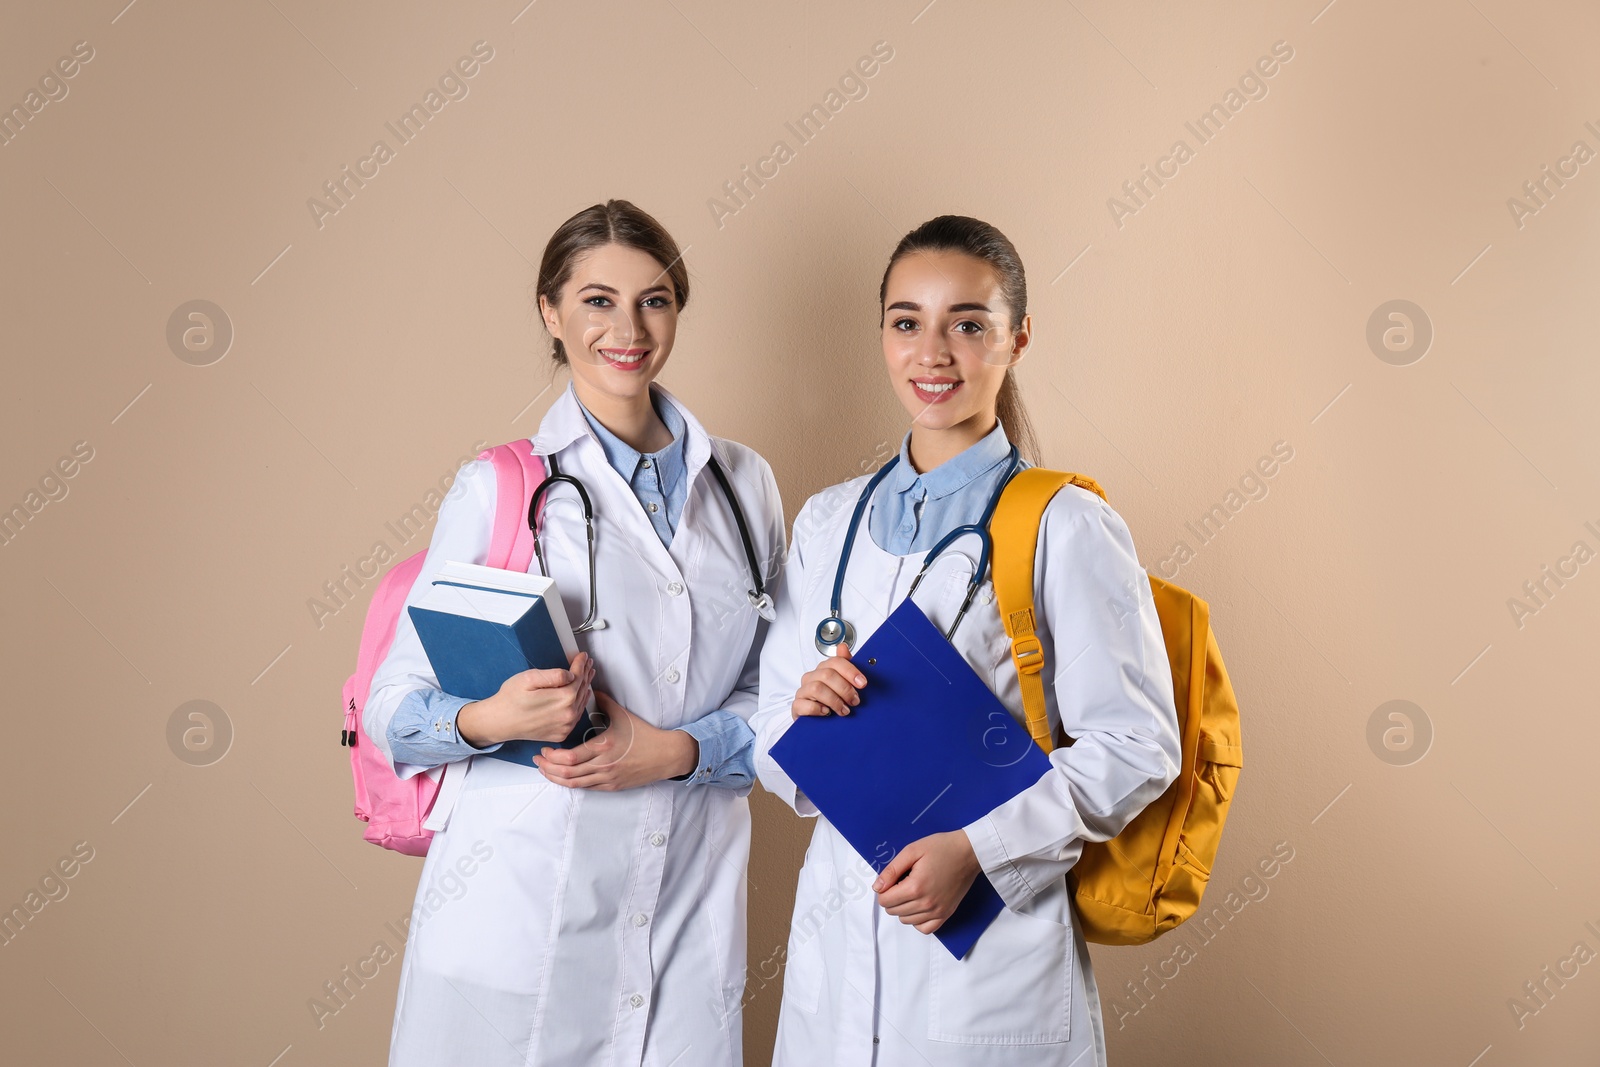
[815,445,1021,654]
[527,451,770,634]
[528,454,603,632]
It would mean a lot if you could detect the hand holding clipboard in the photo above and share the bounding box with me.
[770,597,1053,959]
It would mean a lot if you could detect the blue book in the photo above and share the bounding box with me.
[407,561,599,765]
[770,596,1053,959]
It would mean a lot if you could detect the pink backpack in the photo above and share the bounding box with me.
[340,440,546,855]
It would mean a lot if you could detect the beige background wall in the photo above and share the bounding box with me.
[3,0,1597,1064]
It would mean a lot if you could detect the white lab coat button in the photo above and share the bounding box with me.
[650,832,667,847]
[667,581,684,596]
[633,913,649,927]
[665,667,681,684]
[630,993,644,1009]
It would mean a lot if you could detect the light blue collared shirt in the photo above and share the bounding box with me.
[867,421,1024,555]
[579,391,689,545]
[386,390,755,790]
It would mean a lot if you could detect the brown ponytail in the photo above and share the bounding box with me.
[878,215,1041,464]
[994,373,1035,463]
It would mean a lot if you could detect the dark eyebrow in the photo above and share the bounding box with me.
[885,300,991,314]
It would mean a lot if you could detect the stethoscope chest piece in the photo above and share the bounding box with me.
[814,614,855,656]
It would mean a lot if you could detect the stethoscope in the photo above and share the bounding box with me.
[814,445,1021,655]
[527,452,774,633]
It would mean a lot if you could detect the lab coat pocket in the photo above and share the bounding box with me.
[408,781,569,995]
[927,900,1073,1045]
[781,860,835,1014]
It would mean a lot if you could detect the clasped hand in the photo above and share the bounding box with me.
[456,653,697,791]
[534,693,698,791]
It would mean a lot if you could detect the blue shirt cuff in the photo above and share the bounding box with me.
[671,710,755,790]
[386,688,504,767]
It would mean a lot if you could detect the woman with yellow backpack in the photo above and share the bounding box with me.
[751,215,1234,1066]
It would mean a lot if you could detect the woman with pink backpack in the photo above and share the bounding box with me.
[362,200,784,1066]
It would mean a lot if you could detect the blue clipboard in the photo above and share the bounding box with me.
[770,596,1053,958]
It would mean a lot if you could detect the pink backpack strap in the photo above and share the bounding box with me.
[506,439,545,573]
[480,440,547,573]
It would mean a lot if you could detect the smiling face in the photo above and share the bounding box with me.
[539,242,680,408]
[881,248,1031,440]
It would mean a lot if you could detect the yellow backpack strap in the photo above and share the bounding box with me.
[991,468,1109,754]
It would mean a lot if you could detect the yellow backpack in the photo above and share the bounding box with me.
[990,468,1244,946]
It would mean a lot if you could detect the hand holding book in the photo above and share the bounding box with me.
[407,560,601,764]
[457,651,596,748]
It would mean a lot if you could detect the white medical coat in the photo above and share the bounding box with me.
[367,384,784,1067]
[751,472,1181,1067]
